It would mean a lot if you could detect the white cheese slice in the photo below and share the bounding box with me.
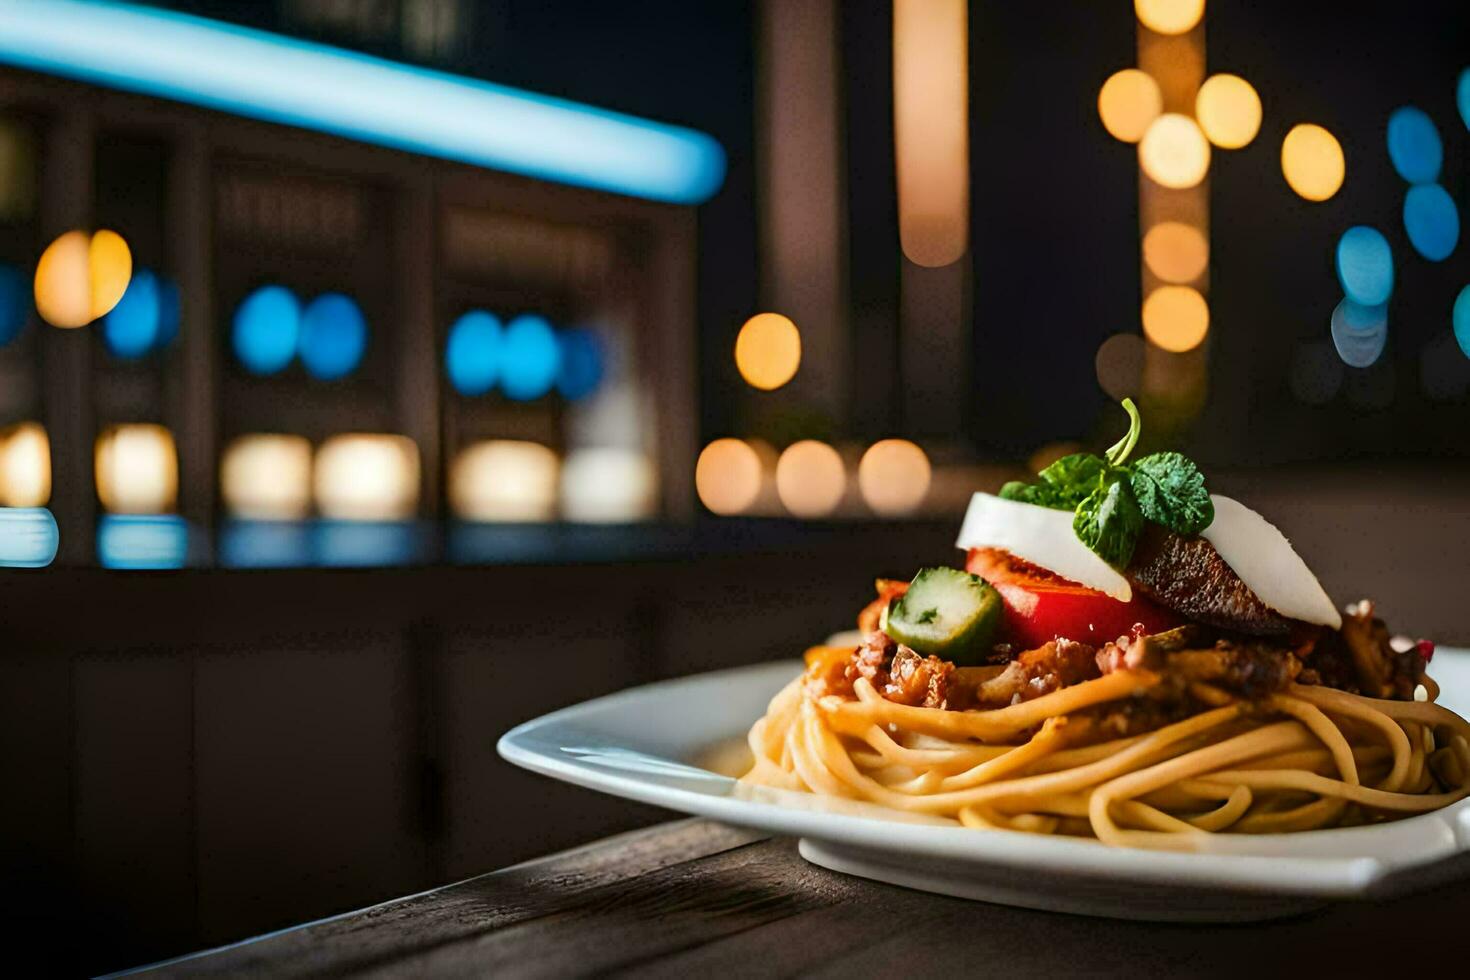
[954,493,1133,601]
[1200,494,1342,629]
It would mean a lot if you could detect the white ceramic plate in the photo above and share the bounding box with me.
[498,645,1470,921]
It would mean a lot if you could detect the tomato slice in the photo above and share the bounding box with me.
[965,548,1181,648]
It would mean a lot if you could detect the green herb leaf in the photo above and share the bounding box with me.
[1001,453,1108,510]
[999,480,1072,509]
[1104,398,1142,467]
[915,607,938,624]
[1128,452,1214,534]
[1073,477,1144,568]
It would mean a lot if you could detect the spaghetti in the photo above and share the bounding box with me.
[741,642,1470,849]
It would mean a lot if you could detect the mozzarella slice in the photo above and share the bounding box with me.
[1201,494,1342,629]
[954,493,1133,601]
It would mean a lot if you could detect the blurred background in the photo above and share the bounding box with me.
[0,0,1467,971]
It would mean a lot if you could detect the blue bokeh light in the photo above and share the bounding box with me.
[0,507,58,568]
[501,314,561,401]
[556,328,605,400]
[233,285,301,375]
[97,514,189,570]
[446,311,503,396]
[1453,284,1470,360]
[1386,107,1442,184]
[1335,226,1394,307]
[1459,68,1470,133]
[1330,297,1389,369]
[103,268,161,359]
[299,292,368,380]
[1403,183,1459,262]
[0,263,28,348]
[156,278,181,350]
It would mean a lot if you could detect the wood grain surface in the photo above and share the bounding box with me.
[125,817,1470,978]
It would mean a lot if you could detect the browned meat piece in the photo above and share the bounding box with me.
[883,646,956,709]
[975,638,1100,707]
[1126,524,1296,636]
[1097,626,1301,699]
[805,631,955,709]
[1318,600,1423,700]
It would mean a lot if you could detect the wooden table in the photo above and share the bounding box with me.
[127,818,1470,977]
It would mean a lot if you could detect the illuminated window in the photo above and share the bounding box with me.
[1134,0,1204,35]
[314,434,420,521]
[298,292,368,380]
[1139,114,1210,189]
[1195,74,1261,150]
[233,285,301,375]
[220,434,313,520]
[1142,222,1209,284]
[0,422,50,508]
[775,440,845,518]
[734,313,800,391]
[857,440,930,516]
[95,424,178,514]
[1141,286,1209,353]
[446,311,503,396]
[449,440,559,522]
[500,314,560,401]
[1098,69,1162,144]
[561,448,658,523]
[1281,124,1344,202]
[695,439,761,515]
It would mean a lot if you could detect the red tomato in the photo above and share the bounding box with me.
[966,548,1181,649]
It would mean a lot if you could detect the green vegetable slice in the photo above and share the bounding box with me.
[882,567,1005,665]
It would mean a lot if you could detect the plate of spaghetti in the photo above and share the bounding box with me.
[500,403,1470,920]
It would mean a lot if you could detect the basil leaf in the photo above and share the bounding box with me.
[1073,477,1144,569]
[1037,453,1107,500]
[999,480,1073,509]
[1129,452,1214,535]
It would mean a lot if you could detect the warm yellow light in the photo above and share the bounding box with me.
[893,0,969,267]
[88,230,132,320]
[695,439,762,516]
[449,440,559,522]
[220,434,313,520]
[34,229,133,328]
[1142,222,1209,284]
[1098,69,1162,144]
[314,434,420,521]
[1281,123,1345,202]
[1142,286,1209,353]
[34,231,91,328]
[95,424,178,514]
[0,422,51,508]
[1134,0,1205,35]
[775,440,845,518]
[1138,114,1211,189]
[734,313,801,391]
[1195,74,1261,150]
[857,439,931,516]
[561,448,658,523]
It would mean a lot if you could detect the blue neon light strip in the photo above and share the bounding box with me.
[0,0,726,205]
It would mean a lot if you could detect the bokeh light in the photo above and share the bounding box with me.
[561,448,659,523]
[695,438,762,515]
[298,292,368,380]
[1460,69,1470,132]
[1386,106,1442,184]
[1281,124,1344,201]
[314,434,420,521]
[1195,74,1261,149]
[1094,333,1146,400]
[555,328,605,400]
[0,422,50,508]
[445,310,502,396]
[734,312,801,391]
[1142,222,1209,283]
[1453,284,1470,359]
[1138,114,1210,189]
[233,285,301,375]
[1335,226,1394,306]
[88,230,131,320]
[1134,0,1204,35]
[0,262,27,347]
[220,434,312,520]
[775,440,845,518]
[102,268,161,359]
[1098,69,1162,143]
[1403,183,1459,262]
[857,439,930,516]
[1289,341,1344,405]
[156,278,181,350]
[1141,286,1209,352]
[449,440,559,522]
[0,507,58,568]
[500,314,560,401]
[97,514,188,570]
[33,230,92,328]
[95,423,178,514]
[1329,298,1388,368]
